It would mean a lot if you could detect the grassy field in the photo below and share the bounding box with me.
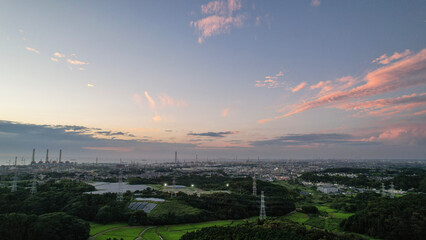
[148,219,256,240]
[89,218,256,240]
[282,212,309,224]
[95,227,146,240]
[89,222,128,236]
[148,200,202,219]
[142,228,161,240]
[281,205,355,233]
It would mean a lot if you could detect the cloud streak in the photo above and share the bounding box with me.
[144,91,156,108]
[372,49,412,65]
[25,47,40,54]
[292,82,307,92]
[67,59,88,65]
[188,131,238,138]
[259,48,426,123]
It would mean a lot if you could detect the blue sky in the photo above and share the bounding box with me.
[0,0,425,162]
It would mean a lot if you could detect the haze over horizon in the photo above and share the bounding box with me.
[1,0,425,162]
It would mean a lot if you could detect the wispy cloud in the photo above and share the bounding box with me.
[311,0,321,7]
[259,48,426,123]
[158,94,188,107]
[25,47,40,54]
[292,82,307,92]
[87,83,94,87]
[191,0,245,43]
[338,93,426,117]
[188,131,239,137]
[67,59,88,65]
[50,57,59,62]
[255,71,285,88]
[152,115,163,122]
[372,49,412,65]
[221,107,230,117]
[54,52,65,58]
[144,91,156,108]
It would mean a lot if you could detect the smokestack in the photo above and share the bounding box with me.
[175,151,177,163]
[15,156,17,166]
[31,149,35,164]
[46,149,49,163]
[59,149,62,163]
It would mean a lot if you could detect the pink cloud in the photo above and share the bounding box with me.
[158,94,188,107]
[191,15,244,43]
[25,47,40,54]
[54,52,65,58]
[152,115,163,122]
[221,107,230,117]
[414,109,426,116]
[201,1,227,15]
[376,124,426,144]
[372,49,412,65]
[67,59,88,65]
[339,93,426,115]
[271,48,426,119]
[191,0,244,43]
[292,82,307,92]
[50,57,59,62]
[256,71,285,88]
[144,91,156,108]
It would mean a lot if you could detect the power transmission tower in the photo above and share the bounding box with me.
[31,175,37,194]
[117,170,123,201]
[389,182,395,198]
[259,191,266,219]
[11,171,18,192]
[253,176,257,196]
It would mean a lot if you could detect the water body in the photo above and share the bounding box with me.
[87,181,149,194]
[134,197,165,202]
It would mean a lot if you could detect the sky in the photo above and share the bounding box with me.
[0,0,425,163]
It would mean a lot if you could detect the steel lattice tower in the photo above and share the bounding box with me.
[117,170,123,201]
[259,191,266,219]
[11,171,18,192]
[31,175,37,194]
[253,176,257,196]
[389,182,395,198]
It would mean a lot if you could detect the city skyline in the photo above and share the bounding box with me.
[1,0,425,161]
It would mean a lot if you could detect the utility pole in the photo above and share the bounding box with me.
[259,191,266,219]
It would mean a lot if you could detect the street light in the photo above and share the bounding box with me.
[226,183,229,187]
[164,183,168,187]
[191,184,194,187]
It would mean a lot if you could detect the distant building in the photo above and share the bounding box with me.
[317,185,339,194]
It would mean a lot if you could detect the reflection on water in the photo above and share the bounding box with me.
[87,181,149,194]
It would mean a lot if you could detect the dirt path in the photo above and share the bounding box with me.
[135,226,153,240]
